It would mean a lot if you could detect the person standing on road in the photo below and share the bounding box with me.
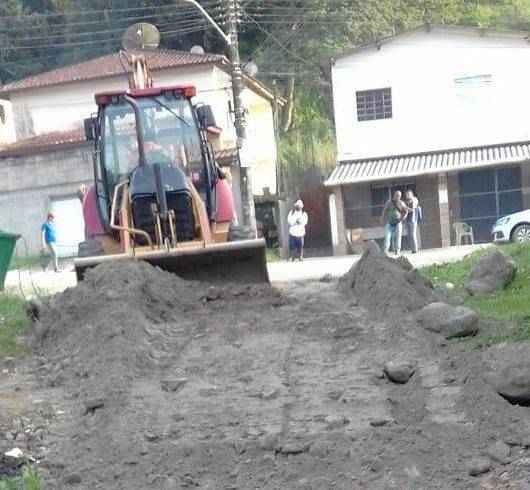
[405,190,423,254]
[381,191,408,256]
[287,199,308,261]
[41,213,60,272]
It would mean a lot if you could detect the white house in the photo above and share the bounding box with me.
[0,49,280,254]
[326,25,530,253]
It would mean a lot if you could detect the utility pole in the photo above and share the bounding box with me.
[180,0,257,237]
[225,0,256,237]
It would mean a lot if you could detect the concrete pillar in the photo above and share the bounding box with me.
[277,199,290,260]
[330,186,347,255]
[438,173,451,247]
[522,162,530,209]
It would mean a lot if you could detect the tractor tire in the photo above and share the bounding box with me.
[512,224,530,243]
[77,239,105,258]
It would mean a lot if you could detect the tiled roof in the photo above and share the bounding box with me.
[0,49,227,95]
[325,141,530,186]
[0,129,87,157]
[0,128,238,166]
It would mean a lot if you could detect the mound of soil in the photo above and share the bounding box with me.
[340,242,434,318]
[30,261,282,488]
[5,259,528,489]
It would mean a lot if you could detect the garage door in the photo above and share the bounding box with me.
[50,197,85,257]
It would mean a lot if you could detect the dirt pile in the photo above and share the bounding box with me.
[30,261,281,489]
[3,259,528,489]
[340,242,434,318]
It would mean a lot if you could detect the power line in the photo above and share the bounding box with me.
[4,18,206,45]
[2,22,211,51]
[0,1,223,20]
[242,12,319,71]
[0,9,205,34]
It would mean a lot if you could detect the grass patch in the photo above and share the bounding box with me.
[0,466,41,490]
[8,255,43,271]
[0,293,30,358]
[422,243,530,345]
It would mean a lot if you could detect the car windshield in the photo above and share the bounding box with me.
[101,95,203,191]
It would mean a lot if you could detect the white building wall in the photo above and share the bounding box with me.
[332,28,530,162]
[9,66,220,139]
[241,86,277,196]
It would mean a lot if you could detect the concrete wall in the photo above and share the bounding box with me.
[332,27,530,162]
[0,146,92,253]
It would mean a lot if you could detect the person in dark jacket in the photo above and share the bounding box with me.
[381,191,408,255]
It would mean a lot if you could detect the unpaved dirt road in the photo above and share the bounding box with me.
[1,257,529,489]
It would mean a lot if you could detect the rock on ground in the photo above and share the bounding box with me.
[484,343,530,406]
[339,241,434,319]
[416,302,479,339]
[383,360,416,384]
[492,362,530,406]
[485,440,511,464]
[468,457,491,476]
[466,249,516,296]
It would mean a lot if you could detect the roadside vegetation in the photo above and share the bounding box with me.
[8,255,42,272]
[422,243,530,346]
[0,294,30,359]
[0,466,41,490]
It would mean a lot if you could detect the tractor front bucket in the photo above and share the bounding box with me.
[74,238,269,284]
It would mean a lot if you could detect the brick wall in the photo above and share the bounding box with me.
[0,146,93,253]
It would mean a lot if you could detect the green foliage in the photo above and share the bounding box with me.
[278,86,336,193]
[0,466,41,490]
[0,293,30,358]
[422,243,530,345]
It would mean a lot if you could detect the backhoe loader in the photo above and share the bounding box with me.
[74,52,268,283]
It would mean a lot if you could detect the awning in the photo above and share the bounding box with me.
[325,141,530,187]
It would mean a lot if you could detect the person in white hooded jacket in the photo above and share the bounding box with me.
[287,199,308,261]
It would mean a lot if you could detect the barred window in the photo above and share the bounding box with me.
[356,88,392,122]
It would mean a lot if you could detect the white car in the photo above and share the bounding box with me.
[492,209,530,243]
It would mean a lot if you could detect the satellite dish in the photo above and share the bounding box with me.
[190,45,205,55]
[243,61,258,77]
[122,23,161,51]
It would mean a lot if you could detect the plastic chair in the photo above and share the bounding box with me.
[453,222,474,245]
[346,228,364,254]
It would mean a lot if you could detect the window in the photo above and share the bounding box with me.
[356,88,392,122]
[458,166,522,242]
[370,182,415,217]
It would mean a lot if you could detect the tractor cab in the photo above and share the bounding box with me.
[84,85,220,246]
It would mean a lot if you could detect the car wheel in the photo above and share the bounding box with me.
[512,224,530,243]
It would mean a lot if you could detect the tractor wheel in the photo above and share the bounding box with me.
[77,240,104,258]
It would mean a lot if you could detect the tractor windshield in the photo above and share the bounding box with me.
[101,95,203,194]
